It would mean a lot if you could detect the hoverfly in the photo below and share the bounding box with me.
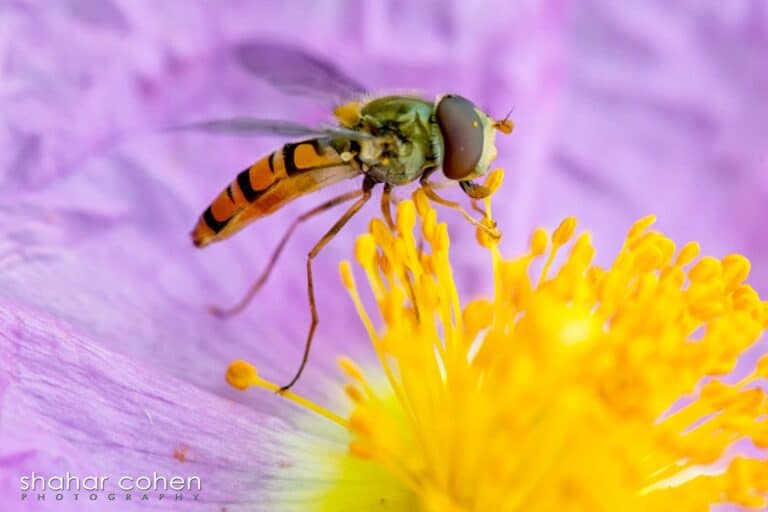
[183,41,513,391]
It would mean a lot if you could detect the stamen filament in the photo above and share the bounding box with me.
[226,360,348,427]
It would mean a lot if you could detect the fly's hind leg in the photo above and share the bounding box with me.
[210,188,365,318]
[281,177,375,391]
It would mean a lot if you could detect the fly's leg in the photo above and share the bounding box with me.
[381,183,421,318]
[210,189,365,318]
[460,180,496,220]
[419,170,500,240]
[381,183,395,231]
[280,178,375,391]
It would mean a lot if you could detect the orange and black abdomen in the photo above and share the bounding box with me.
[192,139,359,247]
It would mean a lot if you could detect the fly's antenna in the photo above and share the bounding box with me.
[494,107,514,134]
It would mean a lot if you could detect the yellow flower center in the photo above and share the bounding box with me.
[227,169,768,511]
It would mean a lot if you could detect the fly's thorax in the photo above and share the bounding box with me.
[433,94,500,181]
[346,95,439,185]
[360,138,431,186]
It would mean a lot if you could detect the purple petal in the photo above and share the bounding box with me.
[0,302,344,511]
[0,8,767,505]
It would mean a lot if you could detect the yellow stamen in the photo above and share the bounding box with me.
[225,360,347,427]
[225,168,768,511]
[483,168,505,195]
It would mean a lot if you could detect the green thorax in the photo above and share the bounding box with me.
[355,95,440,185]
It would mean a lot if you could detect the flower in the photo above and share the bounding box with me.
[230,174,768,511]
[2,3,768,512]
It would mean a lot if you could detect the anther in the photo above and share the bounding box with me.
[552,217,577,247]
[226,360,259,390]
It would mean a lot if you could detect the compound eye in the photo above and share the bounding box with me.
[436,95,484,180]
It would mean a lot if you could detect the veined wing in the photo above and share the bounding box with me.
[169,117,372,140]
[192,138,361,247]
[234,40,367,102]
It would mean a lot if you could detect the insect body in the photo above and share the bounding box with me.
[187,54,513,391]
[194,95,511,248]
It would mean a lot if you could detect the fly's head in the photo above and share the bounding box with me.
[434,94,514,182]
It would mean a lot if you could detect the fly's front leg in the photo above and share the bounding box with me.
[281,178,375,391]
[419,169,500,240]
[460,180,494,218]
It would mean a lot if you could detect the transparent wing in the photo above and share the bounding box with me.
[233,40,367,101]
[167,117,372,140]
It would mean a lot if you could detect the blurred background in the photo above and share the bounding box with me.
[1,0,767,396]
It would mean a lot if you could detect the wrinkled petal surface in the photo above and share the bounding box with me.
[0,303,349,510]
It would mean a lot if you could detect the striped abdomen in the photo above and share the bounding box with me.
[192,139,360,247]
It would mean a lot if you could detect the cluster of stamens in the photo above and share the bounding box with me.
[227,168,768,511]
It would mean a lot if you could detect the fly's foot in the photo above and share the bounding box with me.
[476,217,502,247]
[208,303,241,318]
